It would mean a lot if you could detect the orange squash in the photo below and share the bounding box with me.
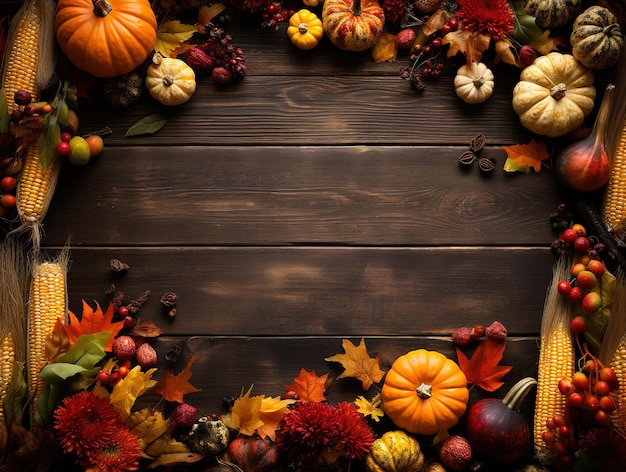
[381,349,469,435]
[55,0,157,78]
[322,0,385,51]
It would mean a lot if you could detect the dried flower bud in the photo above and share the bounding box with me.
[160,291,178,307]
[110,258,129,272]
[452,327,472,346]
[458,150,476,166]
[478,156,496,173]
[469,134,486,153]
[186,47,214,74]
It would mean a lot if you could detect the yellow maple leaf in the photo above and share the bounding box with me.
[503,139,550,174]
[285,368,329,402]
[442,30,490,64]
[494,38,521,67]
[325,338,385,390]
[222,386,265,436]
[257,395,295,440]
[371,33,397,63]
[109,366,158,420]
[155,21,197,58]
[354,393,384,422]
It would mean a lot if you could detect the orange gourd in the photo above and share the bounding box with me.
[381,349,469,435]
[55,0,157,78]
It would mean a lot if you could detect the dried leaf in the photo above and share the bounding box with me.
[109,366,158,420]
[456,339,512,391]
[45,318,70,363]
[495,38,521,67]
[286,368,329,402]
[0,87,10,132]
[371,33,397,63]
[530,30,570,56]
[354,393,384,422]
[257,395,295,440]
[421,9,449,36]
[155,21,197,57]
[147,452,205,468]
[127,319,163,338]
[325,338,385,390]
[152,356,201,403]
[125,114,167,137]
[197,3,226,33]
[65,300,125,352]
[502,138,549,173]
[222,386,264,436]
[443,30,490,63]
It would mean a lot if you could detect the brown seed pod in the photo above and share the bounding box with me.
[458,150,477,166]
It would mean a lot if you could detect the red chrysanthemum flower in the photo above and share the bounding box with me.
[53,391,121,456]
[383,0,410,26]
[275,402,341,465]
[578,428,626,469]
[334,402,375,459]
[84,425,142,472]
[456,0,514,40]
[229,0,274,14]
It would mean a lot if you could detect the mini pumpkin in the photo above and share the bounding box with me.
[381,349,469,436]
[454,62,494,104]
[55,0,157,78]
[524,0,582,29]
[365,430,424,472]
[322,0,385,52]
[145,54,197,106]
[512,52,596,137]
[571,6,624,70]
[288,9,324,50]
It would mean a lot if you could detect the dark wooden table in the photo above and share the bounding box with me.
[2,0,592,469]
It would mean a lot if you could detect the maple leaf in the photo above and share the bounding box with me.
[285,368,329,402]
[503,139,550,173]
[109,366,158,420]
[65,300,125,352]
[371,33,397,63]
[325,338,385,390]
[155,21,197,57]
[456,339,512,391]
[354,393,384,422]
[197,3,226,34]
[494,38,521,67]
[152,356,201,403]
[421,9,448,36]
[442,30,490,64]
[257,395,295,440]
[222,386,264,436]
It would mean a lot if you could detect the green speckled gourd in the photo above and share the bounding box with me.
[365,430,425,472]
[571,6,623,70]
[524,0,582,29]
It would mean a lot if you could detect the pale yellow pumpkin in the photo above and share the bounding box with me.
[512,52,596,137]
[365,430,424,472]
[454,62,494,104]
[145,54,197,106]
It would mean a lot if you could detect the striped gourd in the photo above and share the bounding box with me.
[534,255,576,464]
[1,0,59,236]
[27,260,67,429]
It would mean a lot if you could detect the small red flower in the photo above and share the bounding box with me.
[53,391,120,456]
[335,402,375,459]
[456,0,514,40]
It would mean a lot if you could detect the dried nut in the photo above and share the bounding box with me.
[458,150,476,166]
[110,258,129,272]
[136,342,157,368]
[478,156,496,173]
[168,307,177,318]
[469,134,486,153]
[186,47,214,74]
[160,291,178,307]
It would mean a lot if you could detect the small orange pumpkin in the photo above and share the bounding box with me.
[322,0,385,51]
[381,349,469,435]
[55,0,157,78]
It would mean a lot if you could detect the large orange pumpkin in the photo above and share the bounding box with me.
[55,0,157,78]
[381,349,469,435]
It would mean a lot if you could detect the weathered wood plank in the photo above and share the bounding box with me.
[41,145,561,246]
[54,247,554,337]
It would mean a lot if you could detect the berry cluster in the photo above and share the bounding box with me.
[260,1,294,30]
[190,23,247,84]
[98,359,132,387]
[553,225,608,333]
[399,16,457,93]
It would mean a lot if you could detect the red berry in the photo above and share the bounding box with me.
[568,286,584,303]
[10,109,23,123]
[519,45,538,65]
[573,236,590,253]
[110,371,121,385]
[117,365,130,378]
[61,132,73,143]
[568,391,585,408]
[446,16,458,30]
[123,315,135,329]
[594,380,611,397]
[594,409,612,426]
[98,369,111,384]
[542,430,556,444]
[586,259,605,277]
[599,367,618,389]
[557,280,572,295]
[14,90,32,106]
[584,394,600,412]
[118,305,130,317]
[558,425,571,438]
[431,38,442,48]
[599,395,616,413]
[560,228,578,244]
[552,414,566,427]
[572,223,586,236]
[1,176,17,192]
[572,371,589,391]
[56,141,71,157]
[440,24,451,35]
[0,194,16,209]
[577,270,597,290]
[558,378,574,395]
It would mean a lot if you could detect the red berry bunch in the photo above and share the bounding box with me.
[541,413,576,468]
[261,2,294,30]
[190,24,247,84]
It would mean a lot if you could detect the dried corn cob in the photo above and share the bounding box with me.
[602,124,626,236]
[27,260,67,429]
[534,255,576,464]
[608,336,626,433]
[0,333,15,447]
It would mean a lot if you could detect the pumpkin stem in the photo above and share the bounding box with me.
[298,22,309,34]
[473,77,486,88]
[93,0,112,16]
[502,376,537,410]
[351,0,362,16]
[415,382,432,399]
[550,83,568,101]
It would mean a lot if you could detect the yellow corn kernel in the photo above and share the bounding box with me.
[610,340,626,433]
[2,0,40,111]
[602,123,626,236]
[17,145,61,226]
[0,333,15,427]
[28,261,66,429]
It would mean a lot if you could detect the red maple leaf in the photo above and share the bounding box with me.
[65,300,125,352]
[152,356,201,403]
[456,339,512,392]
[285,368,329,402]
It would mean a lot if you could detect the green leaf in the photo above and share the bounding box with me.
[0,87,9,132]
[39,363,89,382]
[58,332,109,369]
[4,361,27,425]
[126,114,167,137]
[511,0,544,44]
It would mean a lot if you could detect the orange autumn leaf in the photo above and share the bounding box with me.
[456,339,512,392]
[371,33,397,63]
[285,368,329,402]
[222,386,264,436]
[325,338,385,390]
[152,356,201,403]
[442,30,490,64]
[65,300,125,352]
[257,395,295,440]
[45,318,70,363]
[503,139,550,174]
[421,9,449,36]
